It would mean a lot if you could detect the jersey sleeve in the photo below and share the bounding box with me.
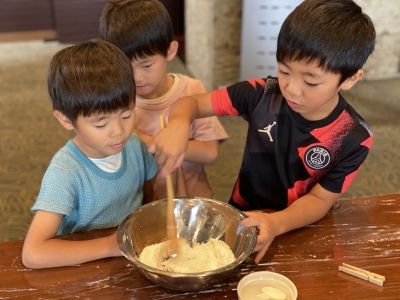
[211,78,267,120]
[32,163,77,216]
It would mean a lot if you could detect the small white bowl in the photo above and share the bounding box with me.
[237,271,298,300]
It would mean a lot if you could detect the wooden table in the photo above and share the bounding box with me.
[1,193,400,299]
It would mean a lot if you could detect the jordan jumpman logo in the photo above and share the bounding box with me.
[258,122,276,142]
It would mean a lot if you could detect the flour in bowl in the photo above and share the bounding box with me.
[139,238,235,273]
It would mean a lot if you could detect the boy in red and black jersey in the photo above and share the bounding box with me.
[213,76,372,211]
[149,0,376,264]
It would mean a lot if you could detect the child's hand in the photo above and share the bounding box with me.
[242,211,280,264]
[241,187,340,264]
[148,119,189,177]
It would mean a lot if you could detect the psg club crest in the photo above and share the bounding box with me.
[305,146,331,170]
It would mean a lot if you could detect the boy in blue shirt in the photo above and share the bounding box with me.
[22,39,158,268]
[149,0,376,263]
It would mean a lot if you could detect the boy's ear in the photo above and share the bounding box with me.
[53,110,75,130]
[166,40,179,62]
[340,70,364,91]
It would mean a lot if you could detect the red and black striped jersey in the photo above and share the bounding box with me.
[211,77,373,210]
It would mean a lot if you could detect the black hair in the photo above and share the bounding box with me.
[99,0,175,61]
[48,39,135,124]
[277,0,376,84]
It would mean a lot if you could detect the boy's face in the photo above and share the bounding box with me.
[70,106,135,158]
[130,41,178,100]
[277,59,357,121]
[131,54,171,100]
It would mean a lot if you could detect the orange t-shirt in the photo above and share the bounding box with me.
[134,74,228,199]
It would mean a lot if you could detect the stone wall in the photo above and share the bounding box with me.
[185,0,242,90]
[185,0,400,90]
[354,0,400,80]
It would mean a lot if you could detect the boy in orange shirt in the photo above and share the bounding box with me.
[100,0,228,199]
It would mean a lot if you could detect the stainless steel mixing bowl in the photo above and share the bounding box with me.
[117,197,257,291]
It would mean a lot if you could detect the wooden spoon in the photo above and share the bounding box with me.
[159,115,181,258]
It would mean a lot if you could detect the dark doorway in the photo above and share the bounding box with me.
[159,0,185,61]
[24,0,186,61]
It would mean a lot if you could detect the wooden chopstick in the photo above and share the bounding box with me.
[339,265,368,280]
[339,263,385,286]
[342,263,385,281]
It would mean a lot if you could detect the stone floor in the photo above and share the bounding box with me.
[1,40,399,242]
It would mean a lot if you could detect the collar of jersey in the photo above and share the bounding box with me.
[288,94,346,129]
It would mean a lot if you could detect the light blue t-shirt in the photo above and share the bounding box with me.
[32,133,158,234]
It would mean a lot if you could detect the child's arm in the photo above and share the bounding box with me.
[22,210,121,269]
[242,183,340,264]
[133,128,153,149]
[149,92,215,177]
[136,126,219,165]
[185,140,219,164]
